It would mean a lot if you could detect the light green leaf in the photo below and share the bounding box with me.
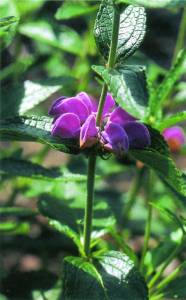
[63,251,148,299]
[55,2,98,20]
[0,158,86,182]
[117,0,186,8]
[0,16,19,49]
[150,49,186,116]
[13,0,45,16]
[93,64,148,119]
[0,115,79,154]
[157,111,186,131]
[19,21,83,56]
[0,221,30,234]
[94,1,146,62]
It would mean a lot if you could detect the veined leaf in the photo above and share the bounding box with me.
[150,49,186,116]
[117,0,186,8]
[93,64,148,119]
[55,2,98,20]
[0,115,79,154]
[157,111,186,131]
[0,16,19,50]
[0,158,86,182]
[1,77,75,118]
[94,1,146,62]
[19,21,83,56]
[63,251,148,300]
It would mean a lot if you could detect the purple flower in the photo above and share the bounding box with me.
[163,126,185,153]
[49,92,151,155]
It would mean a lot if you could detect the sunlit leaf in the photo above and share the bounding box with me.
[0,16,19,50]
[55,2,98,20]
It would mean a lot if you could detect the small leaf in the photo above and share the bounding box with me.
[150,49,186,116]
[93,64,148,119]
[63,251,148,300]
[0,16,19,50]
[55,2,98,20]
[1,77,75,118]
[19,21,83,56]
[94,1,146,62]
[157,111,186,131]
[117,0,186,8]
[0,115,79,154]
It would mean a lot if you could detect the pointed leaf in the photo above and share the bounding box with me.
[93,64,148,119]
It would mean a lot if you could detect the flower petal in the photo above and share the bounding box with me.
[123,122,151,149]
[102,122,129,154]
[102,93,115,117]
[163,126,185,152]
[77,92,93,114]
[80,114,98,148]
[52,113,80,138]
[110,107,136,125]
[48,96,66,116]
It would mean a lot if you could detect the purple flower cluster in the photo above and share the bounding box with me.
[163,126,185,153]
[49,92,151,155]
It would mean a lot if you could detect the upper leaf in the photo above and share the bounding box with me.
[63,251,148,300]
[117,0,186,9]
[93,64,148,119]
[94,1,146,63]
[1,77,75,119]
[0,115,79,154]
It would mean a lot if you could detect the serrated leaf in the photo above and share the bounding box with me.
[0,16,19,50]
[157,111,186,131]
[0,158,86,182]
[117,0,186,8]
[1,77,75,119]
[63,251,148,300]
[150,49,186,116]
[55,2,98,20]
[0,115,79,154]
[94,2,146,62]
[93,64,148,119]
[19,21,83,56]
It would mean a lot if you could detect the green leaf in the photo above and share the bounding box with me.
[117,0,186,8]
[0,207,36,217]
[150,49,186,116]
[1,77,75,118]
[94,1,146,62]
[0,115,79,154]
[0,158,86,182]
[162,275,186,299]
[55,2,98,20]
[93,64,148,119]
[157,111,186,131]
[13,0,45,16]
[0,221,30,234]
[63,251,148,300]
[19,21,83,56]
[0,16,19,49]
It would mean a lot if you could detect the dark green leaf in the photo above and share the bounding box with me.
[0,16,19,50]
[162,275,186,299]
[55,2,98,20]
[0,115,79,154]
[117,0,186,8]
[150,49,186,116]
[1,77,75,118]
[0,158,86,182]
[19,21,83,56]
[157,111,186,131]
[0,207,36,217]
[93,64,148,119]
[94,2,146,62]
[63,251,148,300]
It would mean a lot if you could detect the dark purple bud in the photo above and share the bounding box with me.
[123,122,151,149]
[48,96,66,116]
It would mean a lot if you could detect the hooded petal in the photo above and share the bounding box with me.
[80,114,98,148]
[163,126,185,152]
[77,92,93,114]
[110,107,136,126]
[53,97,90,123]
[102,93,115,117]
[102,122,129,155]
[52,113,80,138]
[123,122,150,149]
[48,96,66,116]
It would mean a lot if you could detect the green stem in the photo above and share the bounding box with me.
[172,7,186,65]
[139,170,153,272]
[123,167,144,222]
[83,155,96,257]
